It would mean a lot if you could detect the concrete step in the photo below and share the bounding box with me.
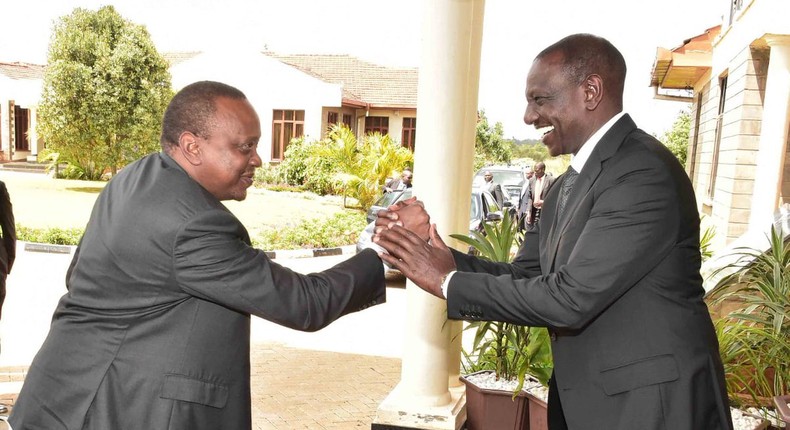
[0,162,49,173]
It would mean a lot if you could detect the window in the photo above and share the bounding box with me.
[342,114,352,128]
[401,117,416,151]
[365,116,389,135]
[327,112,339,128]
[271,109,305,161]
[708,75,727,201]
[14,105,30,151]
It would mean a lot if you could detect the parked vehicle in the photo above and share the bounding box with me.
[472,166,526,208]
[356,188,503,261]
[366,189,411,224]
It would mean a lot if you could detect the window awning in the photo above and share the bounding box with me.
[650,25,721,91]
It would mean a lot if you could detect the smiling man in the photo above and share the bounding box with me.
[9,81,386,430]
[373,34,733,430]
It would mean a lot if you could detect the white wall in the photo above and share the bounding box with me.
[169,50,343,162]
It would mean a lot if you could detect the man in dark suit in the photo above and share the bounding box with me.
[10,81,386,430]
[374,34,732,430]
[516,167,533,232]
[524,161,555,231]
[384,168,413,193]
[481,170,505,207]
[0,179,12,416]
[0,179,14,323]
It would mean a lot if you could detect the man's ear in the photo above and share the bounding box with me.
[177,131,202,166]
[583,74,603,110]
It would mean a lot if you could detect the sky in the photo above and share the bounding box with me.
[0,0,725,140]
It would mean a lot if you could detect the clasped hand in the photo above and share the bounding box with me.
[372,197,456,299]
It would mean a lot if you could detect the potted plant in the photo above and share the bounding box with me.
[707,226,790,425]
[451,209,553,430]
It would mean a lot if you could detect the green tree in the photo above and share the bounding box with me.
[474,110,511,170]
[660,110,691,167]
[38,6,173,180]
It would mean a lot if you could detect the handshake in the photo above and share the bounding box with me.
[365,197,457,299]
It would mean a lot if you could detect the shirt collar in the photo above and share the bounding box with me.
[570,112,626,174]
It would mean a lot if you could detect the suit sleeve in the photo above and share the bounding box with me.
[173,209,386,332]
[450,219,542,280]
[448,150,684,330]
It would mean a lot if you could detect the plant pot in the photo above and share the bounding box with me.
[524,390,548,430]
[461,371,530,430]
[774,394,790,426]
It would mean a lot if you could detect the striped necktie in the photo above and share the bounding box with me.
[557,166,578,218]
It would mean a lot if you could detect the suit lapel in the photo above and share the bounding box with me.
[544,115,638,271]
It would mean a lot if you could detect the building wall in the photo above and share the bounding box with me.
[690,0,789,250]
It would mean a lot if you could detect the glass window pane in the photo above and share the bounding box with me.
[295,110,305,121]
[272,123,282,159]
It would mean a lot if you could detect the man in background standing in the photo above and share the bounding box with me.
[482,170,505,207]
[384,168,413,193]
[516,166,534,232]
[525,161,555,231]
[0,179,15,416]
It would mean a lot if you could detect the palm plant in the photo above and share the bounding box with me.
[708,225,790,407]
[320,125,413,210]
[452,210,553,392]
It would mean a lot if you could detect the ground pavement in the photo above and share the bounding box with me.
[0,245,408,429]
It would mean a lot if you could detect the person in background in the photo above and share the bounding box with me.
[481,170,505,207]
[516,166,534,232]
[9,81,386,430]
[373,33,732,430]
[525,161,555,231]
[384,168,413,193]
[0,179,16,416]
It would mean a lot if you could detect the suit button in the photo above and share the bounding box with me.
[550,331,557,341]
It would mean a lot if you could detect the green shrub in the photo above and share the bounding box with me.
[253,164,283,187]
[279,137,336,195]
[16,224,84,245]
[254,211,366,250]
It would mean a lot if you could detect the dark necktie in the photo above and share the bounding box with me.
[557,166,578,218]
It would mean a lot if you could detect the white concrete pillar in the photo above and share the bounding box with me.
[749,35,790,231]
[372,0,485,429]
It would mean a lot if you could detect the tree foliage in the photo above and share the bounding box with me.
[510,138,549,162]
[38,6,173,180]
[660,110,691,167]
[474,110,511,170]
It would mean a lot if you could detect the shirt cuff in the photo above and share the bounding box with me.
[440,270,456,299]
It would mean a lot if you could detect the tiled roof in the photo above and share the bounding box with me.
[0,62,45,80]
[265,53,418,109]
[161,52,202,67]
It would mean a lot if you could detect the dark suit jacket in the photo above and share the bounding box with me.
[447,116,732,430]
[483,181,505,207]
[525,174,555,224]
[0,180,15,277]
[10,153,386,430]
[517,182,531,218]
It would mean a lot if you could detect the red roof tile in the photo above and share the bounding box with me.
[265,53,417,109]
[0,62,46,80]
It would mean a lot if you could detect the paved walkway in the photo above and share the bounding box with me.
[0,246,408,429]
[0,342,402,429]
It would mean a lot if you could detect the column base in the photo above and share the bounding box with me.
[372,383,466,430]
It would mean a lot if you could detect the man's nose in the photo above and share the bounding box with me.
[250,150,262,167]
[524,105,537,125]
